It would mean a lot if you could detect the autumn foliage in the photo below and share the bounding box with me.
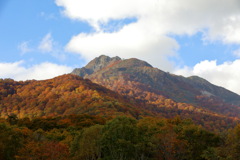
[0,74,146,119]
[0,115,240,160]
[0,74,238,132]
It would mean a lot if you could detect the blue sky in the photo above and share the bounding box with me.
[0,0,240,94]
[0,0,90,66]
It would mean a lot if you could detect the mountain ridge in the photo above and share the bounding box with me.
[71,55,240,119]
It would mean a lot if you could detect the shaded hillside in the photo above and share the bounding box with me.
[72,55,240,120]
[0,74,148,119]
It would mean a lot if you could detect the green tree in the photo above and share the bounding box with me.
[179,125,221,160]
[138,117,187,160]
[100,116,140,160]
[71,124,103,160]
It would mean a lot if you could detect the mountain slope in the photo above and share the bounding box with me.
[0,74,149,119]
[0,69,238,131]
[72,55,240,119]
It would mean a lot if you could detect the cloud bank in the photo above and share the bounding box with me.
[56,0,240,67]
[0,61,72,81]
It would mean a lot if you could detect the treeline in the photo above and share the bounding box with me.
[1,114,240,160]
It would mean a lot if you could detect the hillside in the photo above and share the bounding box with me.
[0,73,239,159]
[0,73,239,158]
[0,58,239,131]
[0,74,148,119]
[72,55,240,130]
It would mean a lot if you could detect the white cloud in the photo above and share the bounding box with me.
[55,0,240,71]
[55,0,240,41]
[0,61,72,81]
[67,22,179,70]
[36,33,67,61]
[18,41,32,55]
[18,33,67,61]
[38,33,53,52]
[40,12,56,20]
[233,48,240,57]
[174,60,240,95]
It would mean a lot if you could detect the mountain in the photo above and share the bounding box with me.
[72,55,240,120]
[0,64,238,132]
[0,74,149,119]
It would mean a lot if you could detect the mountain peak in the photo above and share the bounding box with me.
[71,55,154,77]
[72,55,122,77]
[86,55,121,71]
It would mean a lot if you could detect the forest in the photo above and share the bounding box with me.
[1,114,240,160]
[1,75,240,159]
[0,74,238,133]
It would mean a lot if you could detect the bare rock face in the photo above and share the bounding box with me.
[86,55,121,72]
[72,55,121,77]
